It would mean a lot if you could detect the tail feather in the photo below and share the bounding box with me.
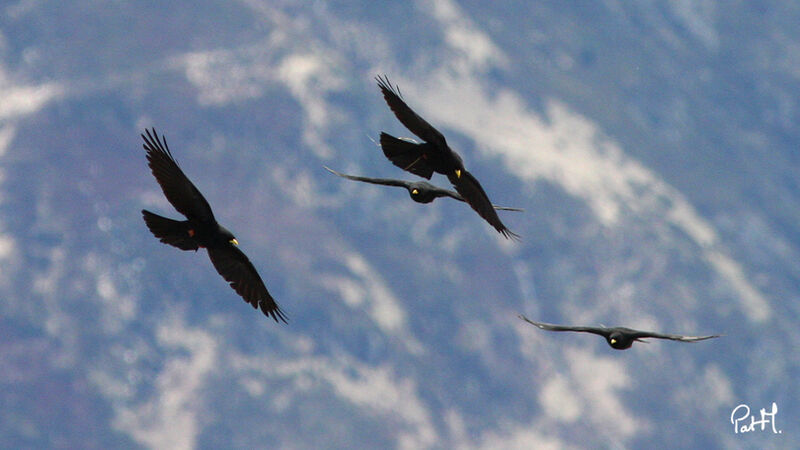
[142,210,199,251]
[379,132,434,179]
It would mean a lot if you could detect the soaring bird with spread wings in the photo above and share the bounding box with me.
[375,75,520,240]
[324,166,523,211]
[518,315,720,350]
[140,128,286,323]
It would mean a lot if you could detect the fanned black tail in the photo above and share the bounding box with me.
[379,132,435,179]
[142,210,199,251]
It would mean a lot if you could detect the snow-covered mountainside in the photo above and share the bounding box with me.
[1,1,797,448]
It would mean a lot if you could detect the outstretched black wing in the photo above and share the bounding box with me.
[376,75,447,148]
[628,329,721,343]
[324,166,410,188]
[453,171,520,240]
[492,205,524,212]
[207,245,287,323]
[518,315,609,338]
[142,128,215,222]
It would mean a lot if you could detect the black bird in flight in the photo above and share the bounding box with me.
[324,166,523,211]
[518,315,720,350]
[375,75,520,240]
[140,128,287,323]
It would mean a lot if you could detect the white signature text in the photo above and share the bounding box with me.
[730,402,781,434]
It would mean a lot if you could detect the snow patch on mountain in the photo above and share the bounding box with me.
[110,316,218,450]
[229,351,438,449]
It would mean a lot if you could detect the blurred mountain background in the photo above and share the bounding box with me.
[1,1,797,448]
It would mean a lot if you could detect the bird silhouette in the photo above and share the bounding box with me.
[325,166,523,211]
[518,315,719,350]
[140,128,286,323]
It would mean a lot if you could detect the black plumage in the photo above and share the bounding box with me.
[518,315,719,350]
[375,75,519,240]
[140,128,286,323]
[325,166,523,211]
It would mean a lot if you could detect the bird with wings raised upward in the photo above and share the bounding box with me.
[140,128,286,323]
[375,75,520,240]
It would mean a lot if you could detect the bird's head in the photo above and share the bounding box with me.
[407,183,436,203]
[452,152,465,179]
[219,226,238,246]
[607,331,632,350]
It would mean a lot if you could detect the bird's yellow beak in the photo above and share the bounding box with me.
[230,238,239,246]
[411,189,419,195]
[610,338,617,344]
[455,169,461,179]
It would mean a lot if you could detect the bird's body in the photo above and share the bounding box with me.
[379,134,463,181]
[140,128,286,323]
[518,315,720,350]
[324,166,523,210]
[143,210,230,249]
[375,75,519,239]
